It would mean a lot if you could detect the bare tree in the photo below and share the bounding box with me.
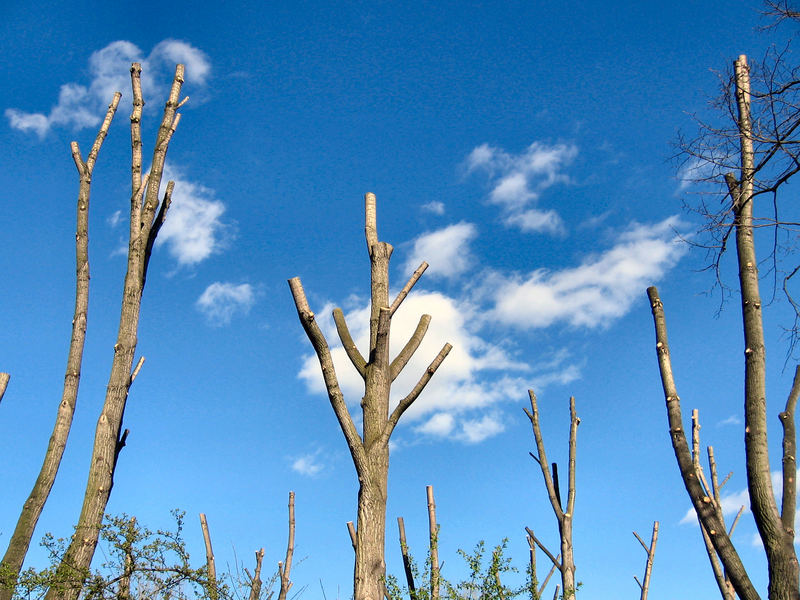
[42,62,188,600]
[289,193,451,600]
[0,373,9,405]
[632,522,658,600]
[655,52,799,600]
[277,491,295,600]
[524,392,579,599]
[0,94,121,600]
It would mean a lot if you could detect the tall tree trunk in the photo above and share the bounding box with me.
[289,193,451,600]
[729,55,799,600]
[45,62,186,600]
[0,93,121,600]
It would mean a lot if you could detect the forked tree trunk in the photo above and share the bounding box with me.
[289,193,451,600]
[44,62,187,600]
[0,94,121,600]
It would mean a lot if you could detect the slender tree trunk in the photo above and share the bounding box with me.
[45,62,185,600]
[0,94,121,600]
[729,55,799,600]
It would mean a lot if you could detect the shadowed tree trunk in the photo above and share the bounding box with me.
[0,93,121,600]
[44,62,187,600]
[289,193,451,600]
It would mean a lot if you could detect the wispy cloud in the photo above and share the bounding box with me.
[490,216,687,329]
[6,39,210,138]
[422,201,445,215]
[466,141,576,233]
[196,282,254,326]
[156,166,229,266]
[402,222,477,280]
[290,450,325,477]
[717,414,742,426]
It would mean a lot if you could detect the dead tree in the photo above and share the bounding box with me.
[199,514,219,600]
[524,392,579,599]
[43,62,187,600]
[632,522,658,600]
[289,193,451,600]
[0,94,121,600]
[656,53,799,600]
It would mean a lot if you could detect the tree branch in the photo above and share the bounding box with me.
[389,262,428,316]
[333,308,366,378]
[390,314,431,381]
[288,278,365,469]
[780,365,798,530]
[277,491,295,600]
[386,343,452,435]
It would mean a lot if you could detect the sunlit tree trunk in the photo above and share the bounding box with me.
[289,193,451,600]
[0,93,121,600]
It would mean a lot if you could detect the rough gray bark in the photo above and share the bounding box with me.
[0,92,121,600]
[524,392,579,598]
[289,193,451,600]
[44,62,186,600]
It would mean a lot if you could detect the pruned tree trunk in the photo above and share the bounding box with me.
[426,486,439,600]
[289,193,451,600]
[44,62,187,600]
[632,522,658,600]
[524,392,578,598]
[0,92,121,600]
[396,517,416,598]
[277,491,295,600]
[247,548,265,600]
[200,513,218,600]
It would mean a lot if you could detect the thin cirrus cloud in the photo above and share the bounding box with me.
[6,39,210,138]
[196,282,255,326]
[402,222,477,280]
[290,451,325,477]
[298,290,539,443]
[466,141,577,234]
[490,216,687,329]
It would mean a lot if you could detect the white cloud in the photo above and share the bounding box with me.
[422,201,445,215]
[459,413,505,443]
[677,157,715,192]
[466,141,577,234]
[403,222,477,280]
[156,166,228,266]
[298,291,533,443]
[6,39,210,138]
[717,414,742,426]
[196,282,254,326]
[291,451,325,477]
[504,209,565,235]
[491,216,687,329]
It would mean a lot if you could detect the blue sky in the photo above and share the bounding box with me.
[1,1,798,598]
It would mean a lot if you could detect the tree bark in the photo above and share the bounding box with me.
[730,55,799,600]
[44,63,185,600]
[0,93,121,600]
[289,193,451,600]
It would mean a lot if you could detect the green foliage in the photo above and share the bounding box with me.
[386,539,531,600]
[7,511,276,600]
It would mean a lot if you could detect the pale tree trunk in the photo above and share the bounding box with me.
[277,491,295,600]
[0,373,9,404]
[632,522,658,600]
[45,62,187,600]
[289,193,451,600]
[524,392,578,598]
[0,93,121,600]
